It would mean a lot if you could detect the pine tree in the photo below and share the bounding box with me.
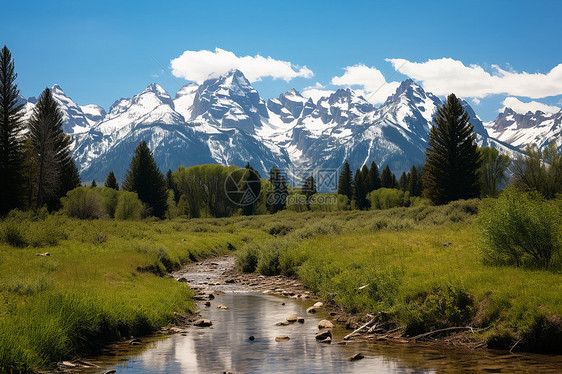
[60,157,81,195]
[360,164,370,191]
[398,171,409,191]
[91,179,97,187]
[123,141,168,218]
[337,161,353,201]
[367,161,381,192]
[380,165,394,189]
[105,171,119,190]
[28,88,74,210]
[423,93,481,204]
[352,169,368,210]
[242,162,261,216]
[302,174,316,210]
[0,46,25,214]
[408,166,422,197]
[267,167,287,213]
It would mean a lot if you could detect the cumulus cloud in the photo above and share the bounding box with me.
[501,97,561,115]
[170,48,314,83]
[301,82,334,103]
[386,58,562,99]
[330,64,400,104]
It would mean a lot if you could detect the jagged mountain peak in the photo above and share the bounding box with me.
[143,82,170,97]
[191,69,267,133]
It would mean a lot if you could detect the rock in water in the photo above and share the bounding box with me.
[315,329,332,340]
[306,306,317,313]
[249,335,255,341]
[313,302,323,308]
[217,304,229,310]
[319,336,332,344]
[349,353,364,361]
[286,314,298,322]
[297,317,305,323]
[275,335,290,342]
[318,320,334,329]
[194,319,212,327]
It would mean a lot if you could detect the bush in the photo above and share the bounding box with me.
[479,187,561,269]
[0,219,27,247]
[236,243,260,273]
[115,191,143,220]
[368,188,407,210]
[98,187,119,218]
[62,187,105,219]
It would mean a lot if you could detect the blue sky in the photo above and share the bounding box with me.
[3,0,561,121]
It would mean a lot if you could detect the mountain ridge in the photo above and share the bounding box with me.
[19,69,548,182]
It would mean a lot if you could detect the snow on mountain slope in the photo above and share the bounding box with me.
[80,104,106,127]
[190,69,268,134]
[486,108,562,152]
[28,70,538,182]
[21,85,103,134]
[173,83,198,121]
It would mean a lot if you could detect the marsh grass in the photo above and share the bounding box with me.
[0,214,265,372]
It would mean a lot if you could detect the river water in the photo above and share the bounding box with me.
[75,257,561,373]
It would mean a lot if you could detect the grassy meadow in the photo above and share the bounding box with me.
[1,199,561,371]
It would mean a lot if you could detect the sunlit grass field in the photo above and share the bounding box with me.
[1,200,561,372]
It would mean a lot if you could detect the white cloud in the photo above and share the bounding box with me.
[301,82,334,103]
[501,97,561,115]
[330,64,400,104]
[386,58,562,99]
[170,48,313,83]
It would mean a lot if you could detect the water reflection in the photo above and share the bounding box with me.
[86,293,561,374]
[104,294,432,373]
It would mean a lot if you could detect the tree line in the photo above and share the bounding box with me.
[2,45,559,220]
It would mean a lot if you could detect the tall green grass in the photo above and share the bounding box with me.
[0,213,266,372]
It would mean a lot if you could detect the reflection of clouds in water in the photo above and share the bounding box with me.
[110,294,433,373]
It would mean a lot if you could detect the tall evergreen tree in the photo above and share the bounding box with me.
[408,166,422,197]
[380,165,394,189]
[91,179,97,187]
[352,169,368,210]
[28,88,74,210]
[337,161,353,201]
[242,162,261,216]
[267,167,287,213]
[398,171,409,191]
[423,93,481,204]
[360,164,370,190]
[0,46,25,214]
[105,171,119,190]
[123,141,168,218]
[367,161,381,192]
[60,157,81,195]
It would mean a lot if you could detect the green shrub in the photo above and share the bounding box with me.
[0,219,27,247]
[115,191,143,220]
[368,188,406,210]
[236,243,260,273]
[98,187,119,218]
[256,245,280,275]
[479,187,561,269]
[62,187,105,219]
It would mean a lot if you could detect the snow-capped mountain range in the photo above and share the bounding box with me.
[19,70,559,182]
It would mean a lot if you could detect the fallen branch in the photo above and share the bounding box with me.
[344,317,376,340]
[409,326,477,341]
[510,338,523,353]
